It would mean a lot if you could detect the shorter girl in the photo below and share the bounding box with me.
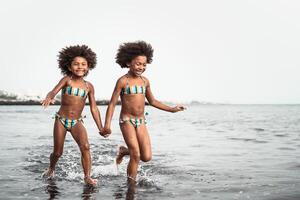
[102,41,185,183]
[41,45,105,186]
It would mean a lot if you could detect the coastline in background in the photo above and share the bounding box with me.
[0,89,213,106]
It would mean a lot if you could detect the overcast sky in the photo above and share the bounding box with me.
[1,0,299,104]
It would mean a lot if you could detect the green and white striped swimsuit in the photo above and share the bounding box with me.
[119,75,147,128]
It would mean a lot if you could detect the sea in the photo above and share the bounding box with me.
[0,104,299,200]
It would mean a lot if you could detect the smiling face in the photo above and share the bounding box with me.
[128,55,147,77]
[68,56,89,77]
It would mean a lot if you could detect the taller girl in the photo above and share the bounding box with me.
[103,41,185,183]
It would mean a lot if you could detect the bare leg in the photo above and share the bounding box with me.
[120,123,140,181]
[136,124,152,162]
[116,146,129,165]
[43,119,67,178]
[70,122,97,186]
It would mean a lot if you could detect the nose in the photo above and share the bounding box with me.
[78,64,84,68]
[138,65,144,70]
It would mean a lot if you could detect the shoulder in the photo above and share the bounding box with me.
[85,81,94,92]
[85,80,93,88]
[116,75,127,87]
[61,75,70,81]
[59,75,71,84]
[141,76,150,86]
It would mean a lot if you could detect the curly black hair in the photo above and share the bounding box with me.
[115,41,154,68]
[57,45,97,76]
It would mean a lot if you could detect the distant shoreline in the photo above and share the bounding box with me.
[1,101,299,106]
[0,100,154,106]
[0,100,113,106]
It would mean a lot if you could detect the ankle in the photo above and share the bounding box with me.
[127,175,136,182]
[46,168,54,173]
[84,176,94,180]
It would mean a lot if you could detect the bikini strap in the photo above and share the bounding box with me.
[84,80,89,93]
[67,75,72,86]
[125,74,130,87]
[140,76,146,87]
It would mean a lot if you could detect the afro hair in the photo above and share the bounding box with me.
[57,45,97,76]
[115,41,153,68]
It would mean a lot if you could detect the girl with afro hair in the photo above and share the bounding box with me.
[101,41,185,184]
[41,45,106,187]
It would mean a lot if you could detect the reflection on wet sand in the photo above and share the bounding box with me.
[125,179,137,200]
[113,179,137,200]
[45,179,60,200]
[82,184,98,200]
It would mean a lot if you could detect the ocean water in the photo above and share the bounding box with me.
[0,105,300,200]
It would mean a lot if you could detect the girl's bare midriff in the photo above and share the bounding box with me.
[120,94,145,119]
[58,95,86,119]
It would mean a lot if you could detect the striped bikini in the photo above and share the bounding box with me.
[61,85,88,99]
[119,75,147,128]
[120,74,146,96]
[55,77,89,131]
[55,112,85,131]
[119,117,147,128]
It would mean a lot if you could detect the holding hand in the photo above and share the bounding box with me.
[99,127,111,138]
[171,105,186,113]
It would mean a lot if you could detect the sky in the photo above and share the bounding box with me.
[0,0,300,104]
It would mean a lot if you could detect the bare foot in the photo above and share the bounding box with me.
[116,146,128,165]
[84,176,98,187]
[42,168,55,179]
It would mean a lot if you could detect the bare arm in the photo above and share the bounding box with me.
[145,78,185,113]
[87,82,104,134]
[41,76,69,108]
[104,78,124,132]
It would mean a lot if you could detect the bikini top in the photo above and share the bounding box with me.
[120,75,146,96]
[61,77,89,99]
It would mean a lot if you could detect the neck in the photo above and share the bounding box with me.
[127,71,140,78]
[71,74,84,79]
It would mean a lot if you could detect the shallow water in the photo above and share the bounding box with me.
[0,105,300,199]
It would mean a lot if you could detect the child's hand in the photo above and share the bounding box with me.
[98,128,105,137]
[41,97,55,108]
[99,127,111,138]
[104,127,112,137]
[172,105,186,113]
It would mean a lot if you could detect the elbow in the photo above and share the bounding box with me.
[90,106,99,114]
[148,99,156,106]
[108,101,117,108]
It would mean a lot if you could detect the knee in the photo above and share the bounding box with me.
[141,154,152,162]
[130,150,140,162]
[79,142,90,152]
